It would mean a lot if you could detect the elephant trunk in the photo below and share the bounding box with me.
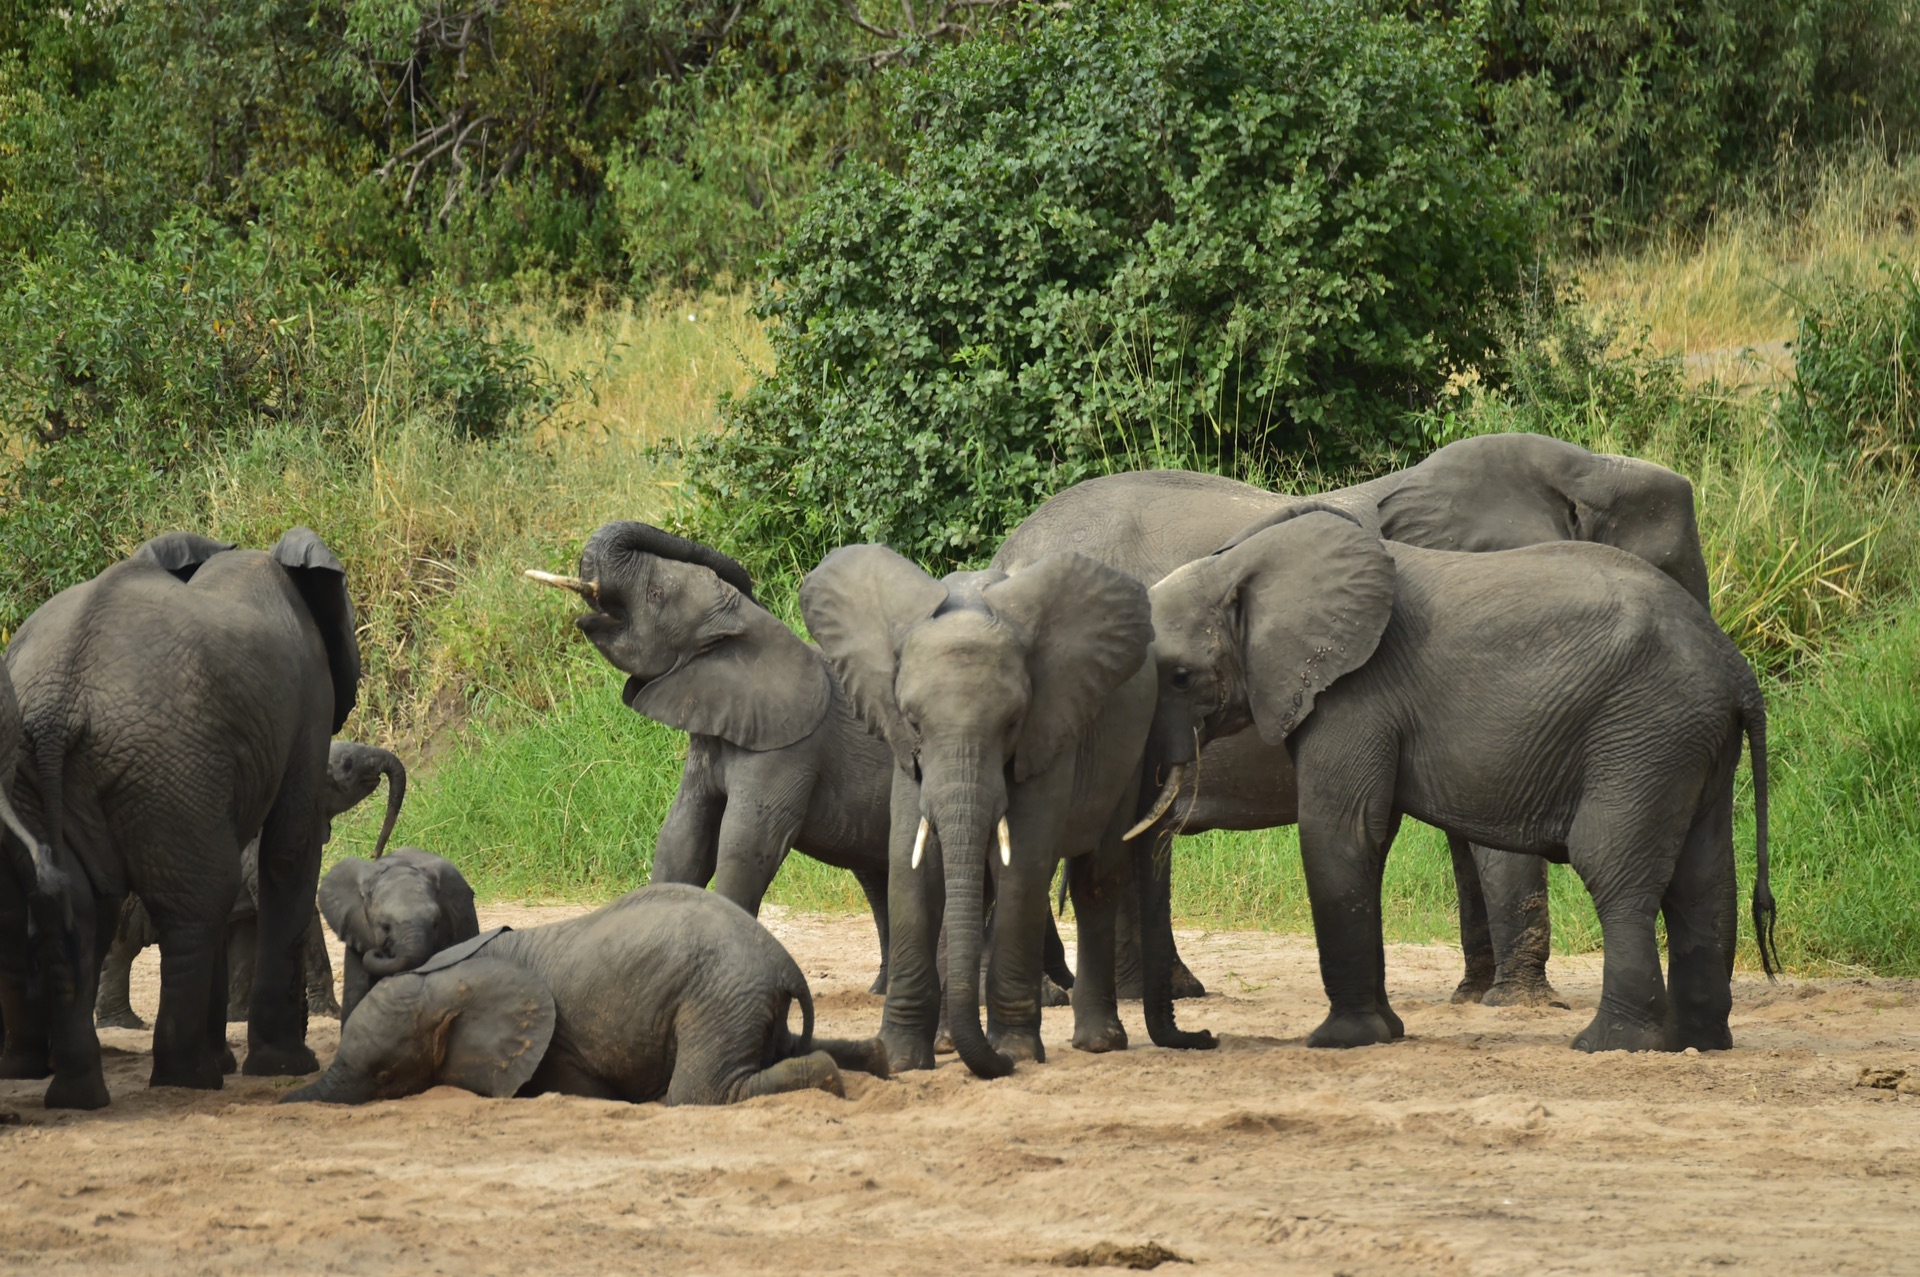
[280,1063,376,1104]
[361,918,434,976]
[370,752,406,859]
[925,756,1014,1080]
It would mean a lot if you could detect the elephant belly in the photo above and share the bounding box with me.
[1170,732,1299,833]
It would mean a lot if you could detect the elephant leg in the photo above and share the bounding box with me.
[1133,819,1216,1051]
[854,868,892,996]
[95,898,148,1031]
[0,897,51,1078]
[1039,908,1072,1007]
[1476,845,1563,1007]
[1114,857,1206,1001]
[1066,850,1127,1055]
[1447,835,1496,1004]
[43,887,110,1109]
[982,845,1048,1065]
[674,1049,843,1104]
[1663,775,1738,1051]
[1296,770,1400,1049]
[1569,806,1679,1053]
[302,915,339,1019]
[244,781,322,1077]
[813,1035,891,1078]
[649,776,722,888]
[878,772,942,1073]
[708,798,804,918]
[149,904,229,1090]
[339,948,372,1023]
[225,918,257,1023]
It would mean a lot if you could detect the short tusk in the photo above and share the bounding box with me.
[1123,763,1188,841]
[523,569,599,601]
[997,815,1012,867]
[911,817,928,870]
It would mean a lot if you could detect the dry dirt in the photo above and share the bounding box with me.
[3,903,1918,1275]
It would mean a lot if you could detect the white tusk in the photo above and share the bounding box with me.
[997,815,1012,867]
[1123,763,1188,841]
[523,569,599,601]
[911,817,928,870]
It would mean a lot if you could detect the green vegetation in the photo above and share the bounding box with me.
[7,1,1920,975]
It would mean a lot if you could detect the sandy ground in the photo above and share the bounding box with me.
[2,903,1918,1276]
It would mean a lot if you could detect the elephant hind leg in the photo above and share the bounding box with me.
[1568,804,1681,1054]
[812,1036,890,1079]
[1447,835,1496,1004]
[1474,843,1565,1009]
[666,1049,846,1105]
[1663,769,1738,1052]
[95,898,148,1030]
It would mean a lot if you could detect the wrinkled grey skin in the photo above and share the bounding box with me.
[95,741,406,1028]
[1148,510,1775,1052]
[993,432,1710,1042]
[283,884,889,1105]
[541,522,1074,1005]
[318,847,479,1021]
[801,546,1156,1080]
[0,528,359,1108]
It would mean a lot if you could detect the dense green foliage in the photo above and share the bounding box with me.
[691,0,1539,574]
[1788,260,1920,463]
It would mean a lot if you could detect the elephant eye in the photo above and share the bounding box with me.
[1170,667,1193,691]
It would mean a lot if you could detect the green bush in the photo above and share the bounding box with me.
[1786,260,1920,463]
[690,0,1538,575]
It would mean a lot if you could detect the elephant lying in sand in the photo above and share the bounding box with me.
[285,885,889,1104]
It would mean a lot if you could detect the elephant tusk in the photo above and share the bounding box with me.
[997,815,1012,867]
[1123,763,1188,841]
[523,569,599,602]
[911,817,928,870]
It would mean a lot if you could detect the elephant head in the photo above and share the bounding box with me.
[1145,509,1397,802]
[800,546,1152,1079]
[281,950,555,1104]
[326,741,407,858]
[526,522,831,751]
[319,848,480,990]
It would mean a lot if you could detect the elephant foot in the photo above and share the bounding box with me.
[880,1028,936,1074]
[987,1026,1045,1064]
[815,1036,891,1079]
[307,987,342,1020]
[95,1008,147,1031]
[1115,957,1210,1002]
[1671,1020,1733,1053]
[150,1055,225,1091]
[242,1039,320,1077]
[1306,1011,1396,1049]
[1571,1013,1670,1053]
[0,1051,51,1080]
[1041,976,1071,1008]
[1482,978,1568,1010]
[1450,964,1495,1005]
[1382,1003,1406,1040]
[1070,1017,1128,1054]
[44,1071,110,1111]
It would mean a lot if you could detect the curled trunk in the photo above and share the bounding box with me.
[361,918,434,976]
[370,752,407,858]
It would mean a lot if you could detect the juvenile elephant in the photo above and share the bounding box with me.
[283,885,890,1105]
[801,547,1157,1079]
[95,741,407,1028]
[2,528,359,1108]
[994,432,1711,1038]
[318,847,479,1021]
[527,522,1074,1003]
[1147,508,1777,1052]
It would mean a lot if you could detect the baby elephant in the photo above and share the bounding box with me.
[284,884,890,1105]
[318,847,479,1021]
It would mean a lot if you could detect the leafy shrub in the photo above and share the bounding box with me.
[690,0,1538,575]
[1786,260,1920,463]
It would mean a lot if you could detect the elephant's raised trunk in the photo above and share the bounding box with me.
[926,756,1014,1081]
[370,752,406,860]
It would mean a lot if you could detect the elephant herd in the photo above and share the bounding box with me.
[0,431,1778,1112]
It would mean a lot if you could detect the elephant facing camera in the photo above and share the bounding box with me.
[318,848,480,1021]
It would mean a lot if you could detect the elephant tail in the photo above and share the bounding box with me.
[1742,684,1778,981]
[776,953,816,1059]
[18,700,74,927]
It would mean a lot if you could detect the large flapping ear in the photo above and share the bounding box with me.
[272,527,360,733]
[982,552,1153,782]
[130,532,237,582]
[420,956,557,1098]
[317,857,375,947]
[1218,511,1397,744]
[627,604,834,751]
[799,545,949,774]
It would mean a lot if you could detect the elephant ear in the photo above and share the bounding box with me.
[429,858,482,947]
[131,531,237,582]
[1219,510,1397,745]
[981,552,1154,782]
[627,599,834,752]
[318,858,374,947]
[421,956,557,1099]
[799,545,949,774]
[272,527,361,733]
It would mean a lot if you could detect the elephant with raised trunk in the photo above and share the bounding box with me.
[1147,508,1776,1052]
[95,740,407,1028]
[801,547,1161,1078]
[526,522,1074,1003]
[284,885,890,1105]
[319,846,479,1021]
[994,432,1711,1042]
[2,528,359,1108]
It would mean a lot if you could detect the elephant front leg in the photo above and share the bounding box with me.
[878,772,941,1073]
[983,849,1050,1065]
[1066,851,1127,1055]
[854,868,891,996]
[1474,844,1561,1007]
[1297,797,1400,1050]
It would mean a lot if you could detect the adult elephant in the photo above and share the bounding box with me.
[0,528,358,1108]
[992,432,1710,1044]
[801,547,1155,1079]
[526,522,1074,1002]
